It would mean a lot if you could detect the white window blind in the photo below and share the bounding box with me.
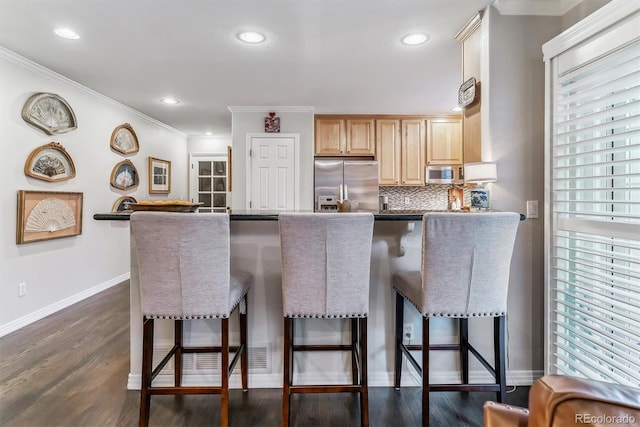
[549,35,640,386]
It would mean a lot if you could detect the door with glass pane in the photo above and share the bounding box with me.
[189,155,228,213]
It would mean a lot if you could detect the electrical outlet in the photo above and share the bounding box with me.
[403,323,414,341]
[526,200,539,219]
[18,282,26,297]
[404,196,410,205]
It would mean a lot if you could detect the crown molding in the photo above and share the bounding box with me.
[494,0,583,16]
[455,11,484,42]
[0,45,184,136]
[227,106,314,114]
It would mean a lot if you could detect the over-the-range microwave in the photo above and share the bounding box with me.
[425,165,464,184]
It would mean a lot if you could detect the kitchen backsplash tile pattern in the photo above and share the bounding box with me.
[380,185,469,210]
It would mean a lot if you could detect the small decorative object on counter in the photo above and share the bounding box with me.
[448,188,463,211]
[264,112,280,133]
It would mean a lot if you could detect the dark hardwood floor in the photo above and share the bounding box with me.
[0,281,529,426]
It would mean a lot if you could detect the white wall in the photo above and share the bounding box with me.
[228,108,314,210]
[0,48,187,335]
[187,135,231,155]
[482,7,561,377]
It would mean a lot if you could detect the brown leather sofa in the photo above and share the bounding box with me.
[484,375,640,426]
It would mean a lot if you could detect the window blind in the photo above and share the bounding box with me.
[549,37,640,386]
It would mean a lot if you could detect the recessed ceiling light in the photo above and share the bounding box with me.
[160,97,179,105]
[205,132,213,136]
[401,33,429,46]
[54,28,80,40]
[237,31,266,44]
[451,106,463,112]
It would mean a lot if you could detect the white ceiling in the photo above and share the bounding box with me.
[0,0,578,136]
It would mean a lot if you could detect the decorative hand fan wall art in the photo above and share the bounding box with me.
[110,159,139,190]
[22,93,77,135]
[16,190,83,244]
[110,123,139,155]
[24,142,76,182]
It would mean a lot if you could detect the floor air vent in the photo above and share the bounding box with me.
[154,344,271,374]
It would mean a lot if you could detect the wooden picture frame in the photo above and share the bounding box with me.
[17,190,83,244]
[112,195,137,212]
[148,157,171,194]
[22,92,77,135]
[24,142,76,182]
[110,159,139,190]
[110,123,139,155]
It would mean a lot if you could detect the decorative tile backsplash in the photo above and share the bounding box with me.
[380,185,469,210]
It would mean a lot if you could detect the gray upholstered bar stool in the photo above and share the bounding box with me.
[392,212,520,427]
[130,212,253,427]
[278,212,375,427]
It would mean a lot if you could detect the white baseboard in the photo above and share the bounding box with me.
[0,273,129,337]
[127,369,543,391]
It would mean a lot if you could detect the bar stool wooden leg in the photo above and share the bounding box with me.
[359,318,369,427]
[282,317,293,427]
[394,292,404,389]
[351,318,359,385]
[221,318,229,427]
[494,316,506,403]
[422,316,430,427]
[174,320,183,387]
[139,318,154,427]
[240,296,249,392]
[459,318,469,385]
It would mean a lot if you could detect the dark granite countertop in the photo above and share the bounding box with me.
[93,210,525,221]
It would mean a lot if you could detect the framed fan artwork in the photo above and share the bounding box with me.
[22,93,77,135]
[110,159,139,190]
[16,190,83,244]
[110,123,139,155]
[112,195,137,212]
[24,142,76,182]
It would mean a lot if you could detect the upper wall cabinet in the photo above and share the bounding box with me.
[456,11,484,164]
[426,118,462,165]
[315,116,375,156]
[376,118,424,186]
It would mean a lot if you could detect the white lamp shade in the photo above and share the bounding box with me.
[464,162,497,183]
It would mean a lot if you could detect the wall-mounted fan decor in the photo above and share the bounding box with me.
[112,195,137,212]
[22,93,77,135]
[110,159,139,190]
[110,123,139,155]
[24,142,76,182]
[16,190,83,244]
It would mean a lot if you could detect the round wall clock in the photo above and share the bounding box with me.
[21,93,77,135]
[24,142,76,182]
[110,123,139,155]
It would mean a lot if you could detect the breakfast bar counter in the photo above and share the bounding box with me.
[95,210,520,390]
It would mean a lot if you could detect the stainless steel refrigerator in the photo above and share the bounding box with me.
[314,160,379,212]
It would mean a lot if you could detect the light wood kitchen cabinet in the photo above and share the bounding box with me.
[314,116,375,156]
[315,118,345,155]
[401,119,425,185]
[426,118,462,165]
[376,118,424,186]
[456,11,483,164]
[376,119,401,185]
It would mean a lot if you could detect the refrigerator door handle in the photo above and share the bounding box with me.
[344,184,348,200]
[339,184,344,201]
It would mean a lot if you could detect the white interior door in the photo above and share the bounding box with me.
[189,154,228,213]
[249,136,297,210]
